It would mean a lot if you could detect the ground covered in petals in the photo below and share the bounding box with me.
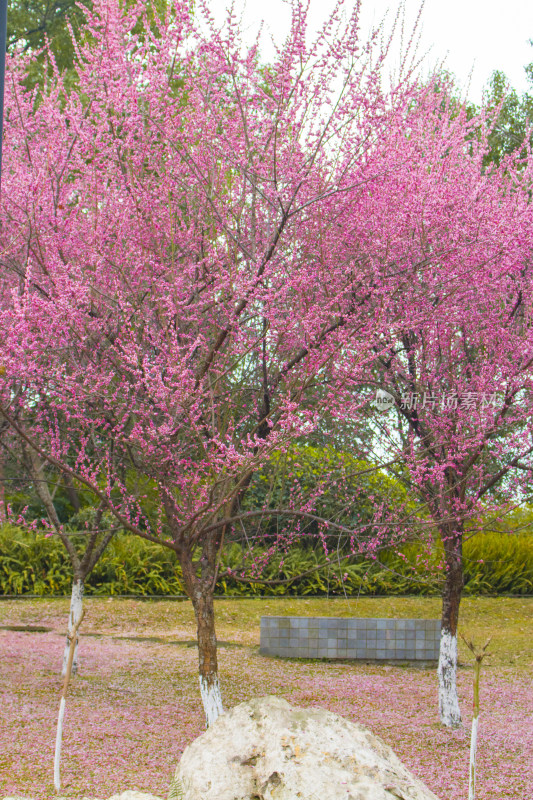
[0,597,531,799]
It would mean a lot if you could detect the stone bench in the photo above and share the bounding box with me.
[260,616,441,662]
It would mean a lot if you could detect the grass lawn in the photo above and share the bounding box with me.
[0,596,531,799]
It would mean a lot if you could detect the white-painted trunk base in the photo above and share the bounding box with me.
[62,580,84,676]
[54,696,66,791]
[199,674,224,728]
[468,715,479,800]
[438,630,462,727]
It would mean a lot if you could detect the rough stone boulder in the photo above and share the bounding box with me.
[108,793,162,800]
[170,695,441,800]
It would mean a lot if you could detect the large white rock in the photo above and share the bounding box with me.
[108,794,162,800]
[170,695,441,800]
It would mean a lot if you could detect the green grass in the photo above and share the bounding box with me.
[0,595,531,668]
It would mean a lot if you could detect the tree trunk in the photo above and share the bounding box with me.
[0,451,6,525]
[192,583,224,727]
[438,530,463,727]
[61,578,84,677]
[169,508,225,727]
[55,608,85,791]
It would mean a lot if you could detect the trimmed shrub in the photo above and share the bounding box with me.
[1,526,531,596]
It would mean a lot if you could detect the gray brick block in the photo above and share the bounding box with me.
[260,616,441,663]
[291,648,308,658]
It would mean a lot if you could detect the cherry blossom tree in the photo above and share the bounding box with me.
[334,91,533,726]
[25,453,117,675]
[370,291,533,726]
[2,0,530,730]
[0,0,426,724]
[1,413,119,674]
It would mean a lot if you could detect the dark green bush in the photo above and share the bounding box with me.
[0,526,185,596]
[0,526,531,596]
[239,445,411,551]
[462,532,533,595]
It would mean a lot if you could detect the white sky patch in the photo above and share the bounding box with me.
[205,0,533,104]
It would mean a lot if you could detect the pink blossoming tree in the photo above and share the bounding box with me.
[0,0,419,724]
[2,0,531,729]
[22,450,117,675]
[334,94,533,726]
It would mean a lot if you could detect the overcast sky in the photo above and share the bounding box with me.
[206,0,533,104]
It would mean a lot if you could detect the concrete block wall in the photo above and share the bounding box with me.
[260,616,441,661]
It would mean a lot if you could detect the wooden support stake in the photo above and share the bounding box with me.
[460,634,492,800]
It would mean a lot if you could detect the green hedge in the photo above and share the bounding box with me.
[0,526,531,596]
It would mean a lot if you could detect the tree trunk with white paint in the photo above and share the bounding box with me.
[54,697,66,792]
[62,578,84,676]
[176,530,225,728]
[54,608,84,792]
[438,529,463,727]
[193,584,224,727]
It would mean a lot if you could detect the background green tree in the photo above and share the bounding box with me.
[7,1,88,87]
[481,50,533,167]
[7,0,174,90]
